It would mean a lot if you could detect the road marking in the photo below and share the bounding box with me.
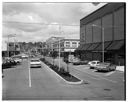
[28,59,31,87]
[105,71,115,76]
[73,67,117,83]
[73,68,101,80]
[100,77,117,83]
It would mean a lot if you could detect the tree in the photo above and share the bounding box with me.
[42,49,49,58]
[51,50,58,65]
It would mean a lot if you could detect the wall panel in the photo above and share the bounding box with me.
[114,7,124,40]
[86,23,93,43]
[80,25,86,43]
[93,19,102,42]
[102,14,113,41]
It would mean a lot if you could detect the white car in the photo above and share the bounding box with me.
[88,60,100,69]
[30,59,41,68]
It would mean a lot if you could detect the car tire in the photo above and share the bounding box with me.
[90,67,94,69]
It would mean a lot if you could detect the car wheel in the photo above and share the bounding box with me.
[90,67,94,69]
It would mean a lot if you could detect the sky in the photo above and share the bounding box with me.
[2,2,106,50]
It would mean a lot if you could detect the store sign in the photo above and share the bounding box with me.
[68,54,74,62]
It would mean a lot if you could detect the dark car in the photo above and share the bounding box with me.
[73,59,88,65]
[2,57,17,69]
[95,62,116,72]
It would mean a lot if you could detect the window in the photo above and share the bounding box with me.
[65,42,70,47]
[72,42,77,47]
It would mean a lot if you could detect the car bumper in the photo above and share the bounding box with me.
[95,67,109,71]
[30,64,41,68]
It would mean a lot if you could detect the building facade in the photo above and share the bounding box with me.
[46,37,64,52]
[53,39,79,56]
[77,3,125,65]
[2,42,20,57]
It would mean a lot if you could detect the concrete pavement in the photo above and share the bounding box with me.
[44,57,125,100]
[2,58,125,100]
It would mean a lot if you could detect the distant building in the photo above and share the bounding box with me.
[77,3,125,65]
[53,38,80,56]
[2,42,20,57]
[46,36,64,52]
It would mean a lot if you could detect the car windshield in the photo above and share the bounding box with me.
[97,62,100,64]
[99,62,110,65]
[92,62,96,64]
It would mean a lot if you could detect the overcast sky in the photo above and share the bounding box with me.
[2,2,106,50]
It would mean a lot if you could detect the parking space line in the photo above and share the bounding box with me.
[73,67,117,83]
[73,68,101,80]
[105,71,115,76]
[99,77,117,83]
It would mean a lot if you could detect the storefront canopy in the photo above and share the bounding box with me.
[82,43,92,50]
[87,43,100,51]
[95,41,112,51]
[77,45,83,51]
[106,40,124,50]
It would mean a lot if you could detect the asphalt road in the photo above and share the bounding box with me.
[2,58,125,100]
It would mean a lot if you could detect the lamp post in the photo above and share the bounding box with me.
[58,25,61,71]
[7,34,16,57]
[92,24,104,63]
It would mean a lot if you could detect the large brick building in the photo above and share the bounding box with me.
[77,3,125,65]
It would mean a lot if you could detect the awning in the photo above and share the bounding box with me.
[82,43,92,50]
[87,43,100,51]
[106,40,124,50]
[94,41,112,51]
[77,45,83,51]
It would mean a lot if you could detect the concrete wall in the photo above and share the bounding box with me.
[86,23,93,43]
[81,6,125,44]
[93,19,102,42]
[114,7,124,40]
[102,13,113,41]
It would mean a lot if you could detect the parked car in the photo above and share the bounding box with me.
[95,62,116,72]
[88,60,100,69]
[30,59,41,68]
[13,58,22,64]
[72,60,89,65]
[79,60,89,65]
[2,57,17,69]
[12,56,22,63]
[72,58,80,65]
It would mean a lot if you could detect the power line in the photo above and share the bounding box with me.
[3,21,80,26]
[3,21,124,28]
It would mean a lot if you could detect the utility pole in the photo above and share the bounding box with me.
[7,35,9,57]
[102,27,104,63]
[92,24,104,63]
[58,25,61,71]
[7,34,16,57]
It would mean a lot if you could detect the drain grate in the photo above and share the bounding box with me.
[82,80,89,84]
[83,97,88,100]
[104,88,111,91]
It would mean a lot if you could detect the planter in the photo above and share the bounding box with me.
[40,58,82,83]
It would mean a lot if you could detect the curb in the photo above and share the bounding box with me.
[41,62,84,85]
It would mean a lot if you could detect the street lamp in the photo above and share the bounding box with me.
[92,24,104,63]
[7,34,16,57]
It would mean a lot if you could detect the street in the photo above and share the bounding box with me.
[2,58,125,100]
